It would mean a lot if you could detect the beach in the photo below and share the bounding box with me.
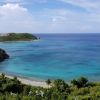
[0,73,48,88]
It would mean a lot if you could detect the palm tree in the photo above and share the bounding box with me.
[46,79,51,88]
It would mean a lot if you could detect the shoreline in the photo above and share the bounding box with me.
[0,73,48,88]
[0,72,100,88]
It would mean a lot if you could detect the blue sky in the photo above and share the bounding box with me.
[0,0,100,33]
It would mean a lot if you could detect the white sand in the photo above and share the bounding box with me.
[0,73,48,88]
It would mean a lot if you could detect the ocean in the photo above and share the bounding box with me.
[0,34,100,81]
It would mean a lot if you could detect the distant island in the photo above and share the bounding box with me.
[0,33,38,41]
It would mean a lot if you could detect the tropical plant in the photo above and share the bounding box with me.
[71,77,88,88]
[46,79,51,88]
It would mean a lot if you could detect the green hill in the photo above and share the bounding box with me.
[0,33,38,41]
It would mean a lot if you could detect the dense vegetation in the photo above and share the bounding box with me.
[0,48,9,62]
[0,33,38,41]
[0,74,100,100]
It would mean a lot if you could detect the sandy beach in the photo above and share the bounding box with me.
[0,73,48,88]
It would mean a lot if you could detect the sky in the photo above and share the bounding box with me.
[0,0,100,33]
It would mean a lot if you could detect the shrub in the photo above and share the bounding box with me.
[71,77,88,88]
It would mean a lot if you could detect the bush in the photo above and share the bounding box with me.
[71,77,88,88]
[23,85,31,95]
[0,75,100,100]
[53,79,70,93]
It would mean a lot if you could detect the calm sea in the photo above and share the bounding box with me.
[0,34,100,81]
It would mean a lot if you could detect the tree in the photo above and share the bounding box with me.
[1,73,5,79]
[46,79,51,88]
[23,85,31,95]
[53,79,69,92]
[12,76,21,84]
[71,77,88,88]
[0,73,6,84]
[71,79,78,87]
[78,77,88,87]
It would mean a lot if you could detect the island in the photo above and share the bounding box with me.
[0,33,38,41]
[0,48,9,62]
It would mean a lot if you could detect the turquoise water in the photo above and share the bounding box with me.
[0,34,100,81]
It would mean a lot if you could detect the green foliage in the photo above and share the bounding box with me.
[0,33,38,41]
[1,73,5,79]
[23,85,31,95]
[71,77,88,88]
[53,79,70,93]
[46,79,52,88]
[0,74,100,100]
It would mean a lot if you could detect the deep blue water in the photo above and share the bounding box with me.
[0,34,100,81]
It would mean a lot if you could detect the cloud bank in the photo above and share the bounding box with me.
[0,0,100,33]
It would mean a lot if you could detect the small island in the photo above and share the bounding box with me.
[0,33,38,41]
[0,48,9,62]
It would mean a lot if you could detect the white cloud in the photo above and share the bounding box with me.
[0,3,38,33]
[38,7,100,33]
[0,1,100,33]
[60,0,100,13]
[5,0,22,2]
[37,0,100,33]
[0,0,47,5]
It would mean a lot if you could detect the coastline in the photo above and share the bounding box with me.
[0,73,48,88]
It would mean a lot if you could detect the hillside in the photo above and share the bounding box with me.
[0,33,38,41]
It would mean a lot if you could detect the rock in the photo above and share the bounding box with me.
[0,48,9,62]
